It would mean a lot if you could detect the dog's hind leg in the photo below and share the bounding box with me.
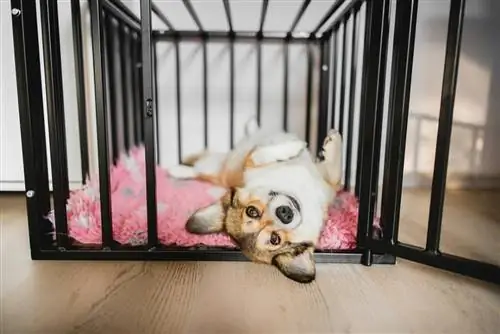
[316,129,342,191]
[168,151,227,184]
[182,151,210,166]
[167,165,198,179]
[167,151,211,179]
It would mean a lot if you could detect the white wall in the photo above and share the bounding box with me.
[1,0,499,191]
[0,1,25,191]
[1,1,84,191]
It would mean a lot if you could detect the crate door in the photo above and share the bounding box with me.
[368,0,499,285]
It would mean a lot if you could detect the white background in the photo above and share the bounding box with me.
[1,0,500,191]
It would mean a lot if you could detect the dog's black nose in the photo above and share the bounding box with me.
[276,205,294,224]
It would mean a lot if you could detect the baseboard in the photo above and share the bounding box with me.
[0,181,83,192]
[2,173,499,193]
[402,172,500,190]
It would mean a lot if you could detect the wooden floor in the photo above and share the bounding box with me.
[1,191,499,334]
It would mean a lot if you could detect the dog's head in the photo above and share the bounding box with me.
[186,186,317,283]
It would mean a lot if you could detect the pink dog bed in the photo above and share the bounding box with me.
[47,146,380,250]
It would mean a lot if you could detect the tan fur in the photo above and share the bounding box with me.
[195,150,263,188]
[326,179,342,192]
[195,173,225,186]
[182,151,209,167]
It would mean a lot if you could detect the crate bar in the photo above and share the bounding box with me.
[353,3,368,198]
[107,0,140,25]
[379,0,418,243]
[289,0,311,33]
[305,43,314,145]
[344,6,359,190]
[202,41,208,148]
[152,3,175,31]
[36,248,395,264]
[124,31,136,149]
[255,0,269,127]
[40,0,70,248]
[368,241,500,285]
[223,0,233,32]
[329,29,337,129]
[113,20,125,155]
[131,34,141,145]
[137,38,145,143]
[224,0,234,146]
[324,0,364,35]
[102,0,140,32]
[153,42,160,163]
[10,0,53,252]
[104,15,119,161]
[354,2,368,197]
[70,0,90,181]
[89,0,113,247]
[153,31,314,43]
[316,36,331,156]
[355,0,390,264]
[140,0,159,247]
[338,19,348,136]
[120,24,131,151]
[312,0,346,36]
[124,30,136,149]
[259,0,270,33]
[101,11,113,160]
[283,40,289,131]
[229,40,235,148]
[184,0,204,31]
[175,40,182,163]
[256,41,262,126]
[426,0,466,254]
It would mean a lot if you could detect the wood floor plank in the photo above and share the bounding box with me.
[1,192,500,334]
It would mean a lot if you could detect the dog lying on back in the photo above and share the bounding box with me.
[168,121,342,283]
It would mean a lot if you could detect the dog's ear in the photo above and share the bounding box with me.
[272,245,316,283]
[186,201,225,234]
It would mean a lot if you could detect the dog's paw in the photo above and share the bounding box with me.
[320,129,342,162]
[168,165,197,179]
[372,225,383,240]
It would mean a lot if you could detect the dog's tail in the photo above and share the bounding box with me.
[244,116,260,137]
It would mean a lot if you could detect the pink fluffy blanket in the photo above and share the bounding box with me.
[47,146,379,250]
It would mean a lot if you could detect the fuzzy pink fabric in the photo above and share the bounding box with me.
[47,146,380,250]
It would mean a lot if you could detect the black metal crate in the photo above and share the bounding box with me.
[9,0,499,285]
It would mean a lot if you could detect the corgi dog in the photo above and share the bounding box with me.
[168,120,342,283]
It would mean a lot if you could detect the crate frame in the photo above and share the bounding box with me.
[9,0,500,285]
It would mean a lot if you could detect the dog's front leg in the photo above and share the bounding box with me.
[168,152,226,180]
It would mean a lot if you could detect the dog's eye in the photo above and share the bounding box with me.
[270,232,281,246]
[245,206,260,218]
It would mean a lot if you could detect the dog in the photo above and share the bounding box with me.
[168,120,342,283]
